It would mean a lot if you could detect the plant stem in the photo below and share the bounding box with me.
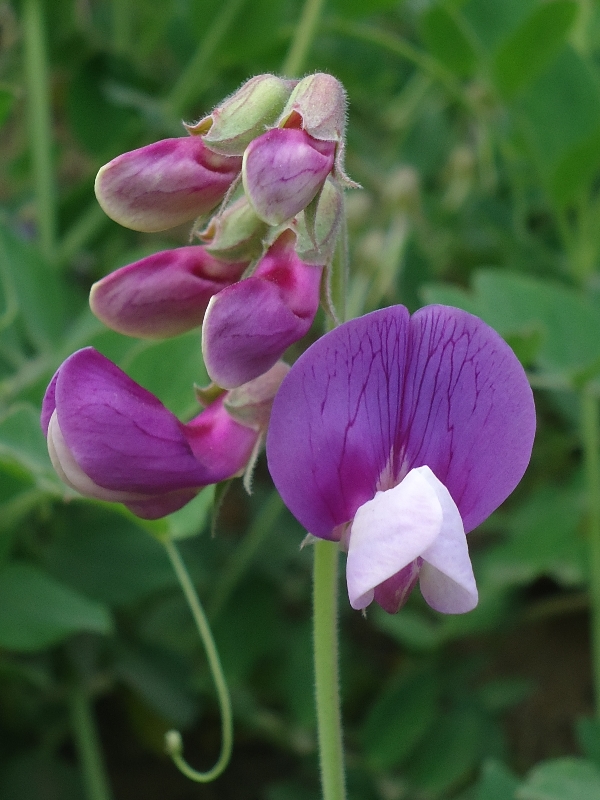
[282,0,326,77]
[166,0,247,118]
[163,538,233,781]
[313,539,346,800]
[68,688,114,800]
[23,0,56,262]
[582,389,600,717]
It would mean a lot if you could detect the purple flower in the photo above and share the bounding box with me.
[89,247,248,339]
[202,231,323,389]
[41,348,285,519]
[95,137,242,232]
[242,128,335,225]
[267,306,536,614]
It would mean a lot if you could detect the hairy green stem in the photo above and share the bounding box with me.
[282,0,326,77]
[23,0,56,261]
[163,538,233,781]
[313,540,346,800]
[582,389,600,716]
[166,0,247,117]
[68,688,114,800]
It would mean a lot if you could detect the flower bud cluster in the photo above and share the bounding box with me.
[43,73,352,519]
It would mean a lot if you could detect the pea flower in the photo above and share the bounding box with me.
[41,348,286,519]
[95,137,242,232]
[89,246,248,339]
[202,230,323,389]
[267,305,536,614]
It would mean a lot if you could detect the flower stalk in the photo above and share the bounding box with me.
[313,539,347,800]
[68,687,114,800]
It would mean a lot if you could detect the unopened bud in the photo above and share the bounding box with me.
[200,196,268,262]
[187,75,297,156]
[295,178,343,265]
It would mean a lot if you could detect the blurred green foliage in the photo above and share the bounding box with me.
[2,0,600,797]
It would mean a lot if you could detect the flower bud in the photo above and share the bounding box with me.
[295,178,343,265]
[41,348,263,519]
[95,137,241,232]
[242,128,335,225]
[186,74,297,156]
[199,196,268,262]
[89,247,248,339]
[202,230,322,388]
[278,73,347,144]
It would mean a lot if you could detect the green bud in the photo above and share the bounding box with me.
[200,196,268,262]
[295,178,343,266]
[186,75,296,156]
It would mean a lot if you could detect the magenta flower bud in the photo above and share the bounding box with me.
[202,231,323,389]
[186,74,297,156]
[200,196,268,262]
[89,247,248,339]
[41,348,263,519]
[95,137,241,232]
[242,128,336,225]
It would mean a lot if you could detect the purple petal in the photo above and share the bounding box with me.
[95,138,241,232]
[89,247,247,338]
[242,128,335,225]
[47,348,257,494]
[203,234,322,388]
[267,305,535,539]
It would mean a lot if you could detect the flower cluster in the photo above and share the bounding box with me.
[42,73,349,519]
[41,72,536,616]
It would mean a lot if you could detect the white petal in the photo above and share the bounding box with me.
[346,468,443,610]
[47,411,136,503]
[418,466,478,613]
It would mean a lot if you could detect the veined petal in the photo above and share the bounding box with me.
[203,233,322,388]
[95,137,241,232]
[346,468,442,610]
[89,247,247,338]
[242,128,335,225]
[267,305,535,540]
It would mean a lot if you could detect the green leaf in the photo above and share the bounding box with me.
[0,88,16,128]
[577,718,600,769]
[115,643,197,727]
[361,664,441,770]
[516,46,600,205]
[0,404,54,478]
[67,56,140,157]
[0,223,77,350]
[421,5,477,77]
[41,503,176,607]
[405,706,489,793]
[474,759,520,800]
[517,758,600,800]
[479,485,586,589]
[0,562,112,651]
[462,0,535,52]
[492,1,578,98]
[121,332,208,418]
